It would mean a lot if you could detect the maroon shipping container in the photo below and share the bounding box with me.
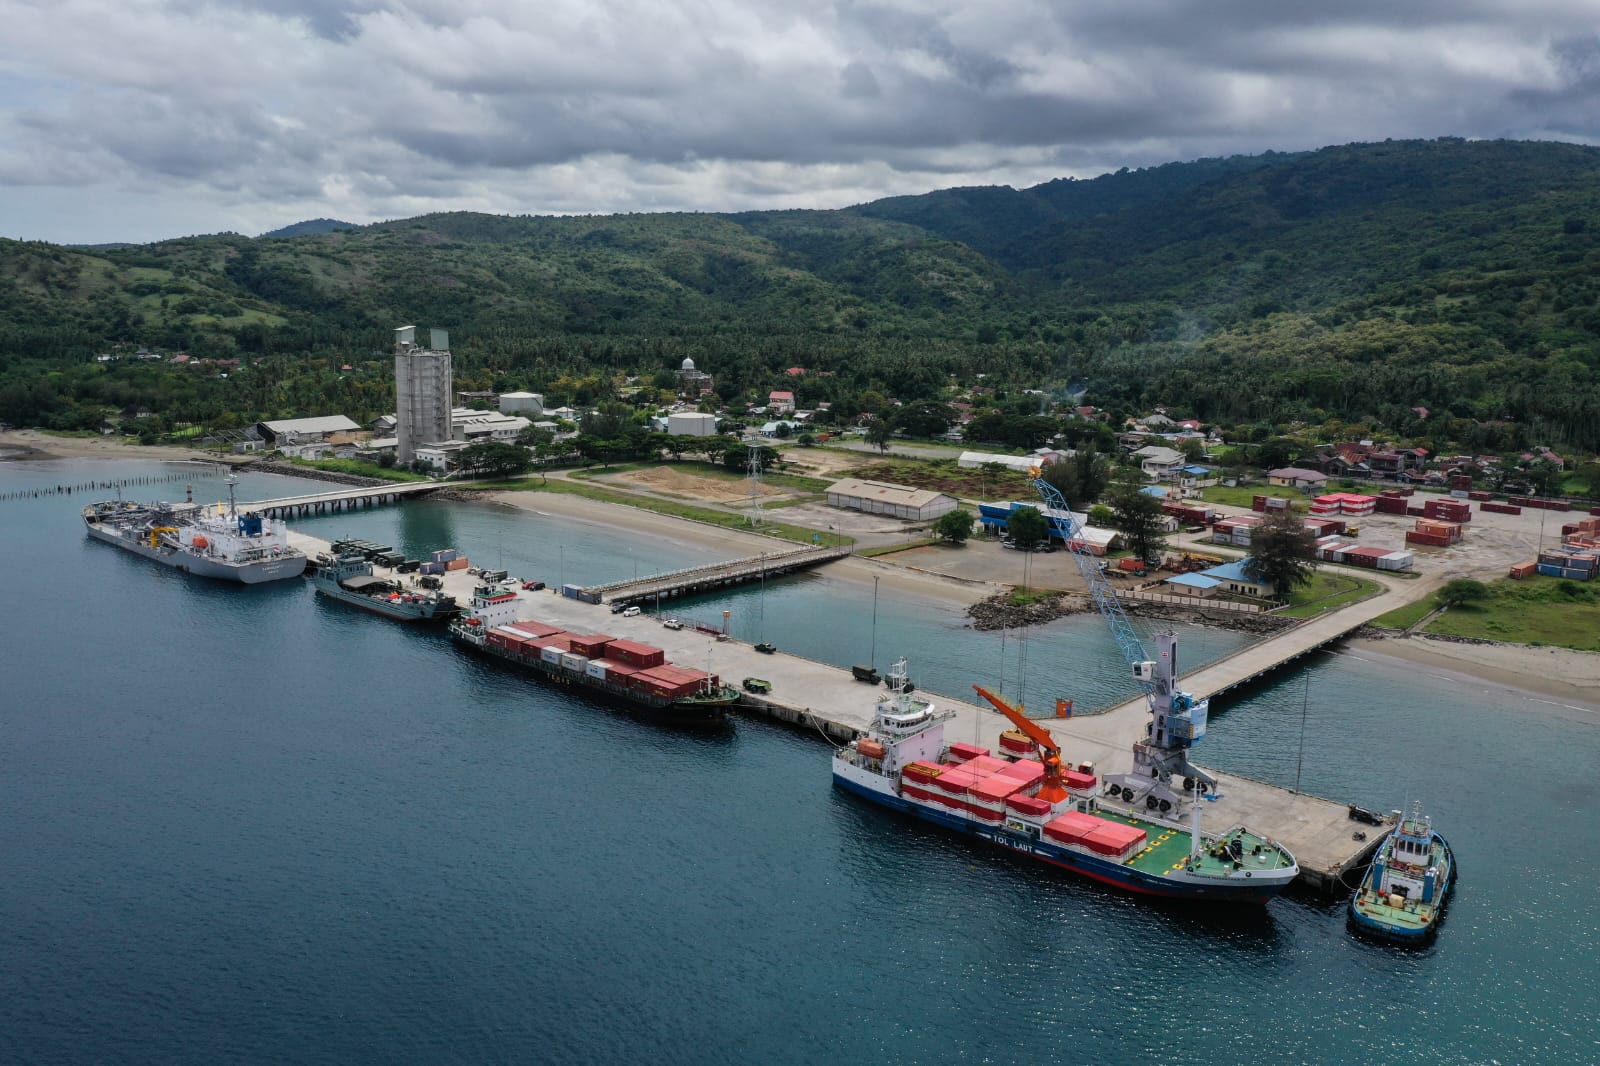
[1481,502,1522,516]
[605,639,666,669]
[566,634,616,659]
[1468,491,1491,502]
[504,620,564,639]
[1591,506,1600,517]
[1376,497,1410,515]
[1407,506,1426,516]
[1406,531,1452,547]
[1251,494,1268,512]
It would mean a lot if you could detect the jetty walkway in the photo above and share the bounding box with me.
[587,545,852,605]
[248,482,440,518]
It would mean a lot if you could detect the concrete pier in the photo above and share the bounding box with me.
[587,546,853,605]
[287,528,1383,895]
[249,482,439,518]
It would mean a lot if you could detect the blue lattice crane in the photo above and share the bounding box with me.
[1027,468,1216,815]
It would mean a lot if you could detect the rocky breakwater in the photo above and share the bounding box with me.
[968,591,1294,636]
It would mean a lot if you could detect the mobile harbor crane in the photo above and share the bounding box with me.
[1027,469,1214,815]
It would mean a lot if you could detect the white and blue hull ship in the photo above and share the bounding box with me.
[81,477,305,585]
[831,647,1300,904]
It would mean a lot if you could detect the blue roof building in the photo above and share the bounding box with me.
[1200,560,1275,597]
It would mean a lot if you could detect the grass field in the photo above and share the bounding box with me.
[1198,484,1307,510]
[1369,599,1437,631]
[842,457,1035,500]
[287,458,432,483]
[1276,569,1383,619]
[466,477,855,549]
[1379,576,1600,650]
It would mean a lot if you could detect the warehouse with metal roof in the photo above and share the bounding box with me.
[825,478,959,521]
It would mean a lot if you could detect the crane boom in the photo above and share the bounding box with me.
[1027,469,1150,686]
[972,684,1068,803]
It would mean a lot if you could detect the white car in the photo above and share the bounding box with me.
[622,606,641,617]
[662,618,683,630]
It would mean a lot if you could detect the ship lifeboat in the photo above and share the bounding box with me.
[192,535,208,548]
[856,738,886,759]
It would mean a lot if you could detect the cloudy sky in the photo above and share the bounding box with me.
[2,0,1597,244]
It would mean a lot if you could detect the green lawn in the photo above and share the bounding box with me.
[1409,577,1600,650]
[1369,599,1438,631]
[1199,484,1307,510]
[1276,569,1383,619]
[573,460,833,493]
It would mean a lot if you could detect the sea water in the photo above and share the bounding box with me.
[1,460,1595,1064]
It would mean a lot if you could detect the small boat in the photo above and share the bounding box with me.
[742,677,772,694]
[1349,804,1454,942]
[754,642,777,654]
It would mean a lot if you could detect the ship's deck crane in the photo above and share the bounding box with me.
[971,684,1069,803]
[1026,468,1215,813]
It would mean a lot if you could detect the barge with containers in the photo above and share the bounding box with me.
[833,647,1299,903]
[81,476,306,585]
[448,583,738,726]
[307,553,457,621]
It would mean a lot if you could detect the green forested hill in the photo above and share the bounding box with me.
[3,138,1599,450]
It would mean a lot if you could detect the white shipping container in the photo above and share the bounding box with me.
[541,646,564,665]
[1377,551,1414,571]
[585,661,608,680]
[560,653,589,672]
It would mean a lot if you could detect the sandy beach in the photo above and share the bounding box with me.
[482,488,1000,609]
[1348,635,1600,711]
[0,429,225,463]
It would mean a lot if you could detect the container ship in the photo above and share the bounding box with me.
[307,553,457,621]
[81,477,305,585]
[449,583,739,725]
[833,650,1299,903]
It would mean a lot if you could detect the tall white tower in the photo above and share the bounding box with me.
[394,325,452,464]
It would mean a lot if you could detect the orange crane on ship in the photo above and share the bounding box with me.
[971,684,1071,804]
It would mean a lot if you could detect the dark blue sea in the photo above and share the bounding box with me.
[2,460,1596,1064]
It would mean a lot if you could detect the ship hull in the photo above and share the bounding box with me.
[309,577,456,621]
[85,522,306,584]
[1348,835,1454,942]
[452,631,734,727]
[833,768,1289,903]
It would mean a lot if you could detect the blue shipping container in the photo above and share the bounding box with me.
[1537,563,1564,577]
[562,583,583,599]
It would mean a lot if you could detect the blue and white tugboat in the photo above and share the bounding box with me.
[1349,804,1455,942]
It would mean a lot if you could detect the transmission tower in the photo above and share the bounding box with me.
[746,440,765,527]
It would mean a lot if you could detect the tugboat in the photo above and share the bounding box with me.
[1349,804,1455,942]
[307,553,457,622]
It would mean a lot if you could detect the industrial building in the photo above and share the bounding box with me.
[394,325,453,465]
[667,412,719,436]
[255,415,362,448]
[499,392,544,416]
[825,478,958,521]
[976,501,1118,554]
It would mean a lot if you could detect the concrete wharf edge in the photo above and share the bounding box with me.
[288,528,1381,896]
[585,546,853,605]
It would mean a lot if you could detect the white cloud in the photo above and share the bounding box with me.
[0,0,1597,242]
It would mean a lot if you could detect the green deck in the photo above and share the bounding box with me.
[1094,809,1296,877]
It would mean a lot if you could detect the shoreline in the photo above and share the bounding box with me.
[0,429,225,463]
[480,488,998,610]
[1346,635,1600,711]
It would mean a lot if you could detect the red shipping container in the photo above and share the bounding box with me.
[997,760,1045,784]
[902,762,943,783]
[970,776,1027,803]
[1006,795,1053,817]
[1469,491,1491,501]
[1591,506,1600,517]
[1407,506,1426,516]
[590,658,639,679]
[963,755,1011,776]
[445,557,470,570]
[933,768,979,795]
[1083,822,1148,856]
[1042,811,1102,845]
[947,743,990,762]
[1063,769,1098,790]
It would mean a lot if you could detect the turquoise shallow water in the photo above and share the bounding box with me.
[2,459,1596,1064]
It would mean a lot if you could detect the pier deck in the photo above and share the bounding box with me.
[249,482,439,518]
[287,528,1383,895]
[586,546,852,605]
